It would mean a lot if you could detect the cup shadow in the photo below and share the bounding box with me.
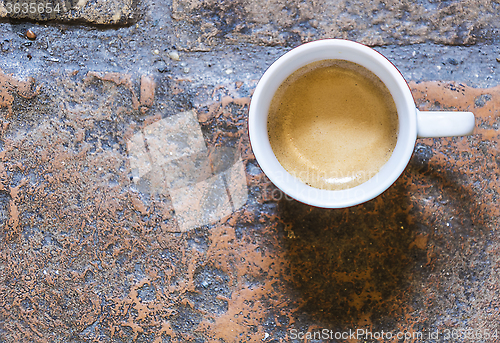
[279,179,415,325]
[278,155,487,325]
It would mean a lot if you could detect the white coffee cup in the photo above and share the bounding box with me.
[248,39,475,208]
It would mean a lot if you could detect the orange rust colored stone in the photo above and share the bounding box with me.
[0,68,40,117]
[0,78,499,341]
[409,233,429,250]
[84,71,156,112]
[140,75,155,108]
[410,81,500,142]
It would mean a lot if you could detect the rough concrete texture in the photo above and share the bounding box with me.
[0,0,138,25]
[0,0,500,342]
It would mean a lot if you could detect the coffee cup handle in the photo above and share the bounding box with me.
[416,109,475,138]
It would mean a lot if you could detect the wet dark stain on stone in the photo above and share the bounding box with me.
[280,180,416,324]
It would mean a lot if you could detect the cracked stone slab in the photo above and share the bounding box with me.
[0,0,138,25]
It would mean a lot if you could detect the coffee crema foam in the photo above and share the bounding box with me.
[267,60,399,191]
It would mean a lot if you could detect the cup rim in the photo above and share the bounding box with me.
[248,39,417,208]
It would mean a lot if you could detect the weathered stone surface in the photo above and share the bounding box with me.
[0,0,499,341]
[0,59,499,340]
[0,0,138,25]
[172,0,500,50]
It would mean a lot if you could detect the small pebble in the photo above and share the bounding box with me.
[153,49,160,55]
[225,68,234,74]
[168,51,180,61]
[26,29,36,40]
[183,67,190,74]
[496,57,500,63]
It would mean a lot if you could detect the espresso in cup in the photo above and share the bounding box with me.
[267,60,399,190]
[250,40,474,208]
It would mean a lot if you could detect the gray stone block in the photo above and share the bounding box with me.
[0,0,138,25]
